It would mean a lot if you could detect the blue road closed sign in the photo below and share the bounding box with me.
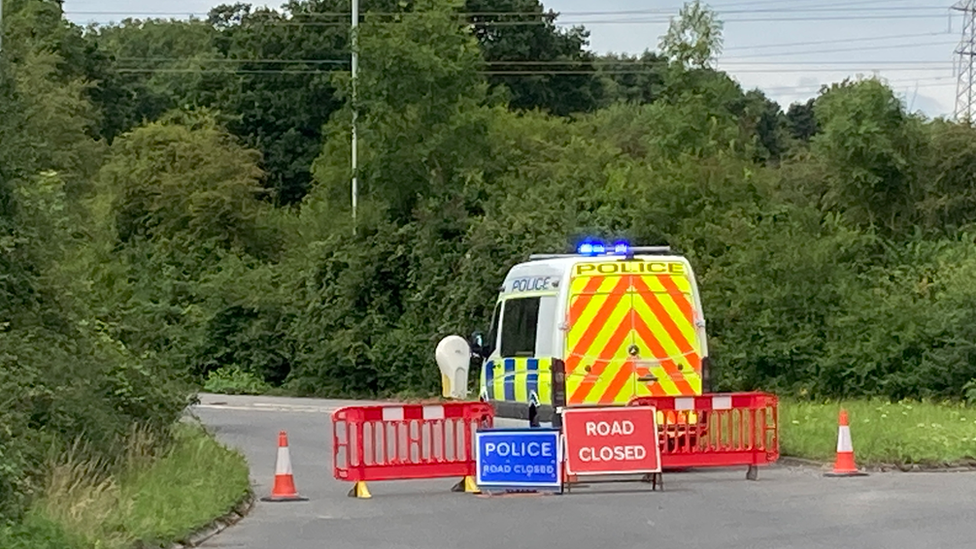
[475,428,562,490]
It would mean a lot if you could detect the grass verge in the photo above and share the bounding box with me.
[0,421,250,549]
[781,399,976,467]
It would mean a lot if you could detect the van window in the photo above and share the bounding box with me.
[535,296,557,357]
[500,297,540,357]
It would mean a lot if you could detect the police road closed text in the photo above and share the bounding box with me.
[476,429,561,489]
[563,407,661,475]
[481,464,556,476]
[483,440,554,458]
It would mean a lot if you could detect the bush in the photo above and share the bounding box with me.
[203,366,273,395]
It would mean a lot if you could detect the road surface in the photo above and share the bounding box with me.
[193,393,976,549]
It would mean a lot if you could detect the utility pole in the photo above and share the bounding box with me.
[954,0,976,122]
[351,0,359,233]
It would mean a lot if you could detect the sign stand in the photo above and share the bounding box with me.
[560,405,664,492]
[641,472,664,491]
[562,468,664,493]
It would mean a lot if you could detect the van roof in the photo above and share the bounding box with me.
[499,250,694,295]
[512,253,690,271]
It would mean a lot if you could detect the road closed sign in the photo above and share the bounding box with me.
[563,406,661,476]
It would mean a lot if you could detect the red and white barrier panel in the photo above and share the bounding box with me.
[628,392,779,475]
[332,401,494,498]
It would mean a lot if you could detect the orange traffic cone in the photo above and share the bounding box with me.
[261,431,308,501]
[824,409,868,477]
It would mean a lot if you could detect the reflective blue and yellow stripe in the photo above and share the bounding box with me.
[482,357,553,405]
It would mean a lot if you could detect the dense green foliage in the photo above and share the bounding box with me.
[6,0,976,521]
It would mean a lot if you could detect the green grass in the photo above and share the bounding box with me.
[114,423,251,546]
[781,399,976,466]
[3,421,251,549]
[0,513,86,549]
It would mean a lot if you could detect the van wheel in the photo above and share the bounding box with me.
[528,404,539,427]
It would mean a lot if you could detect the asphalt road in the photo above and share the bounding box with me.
[193,394,976,549]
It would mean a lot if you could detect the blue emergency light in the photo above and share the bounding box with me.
[577,242,605,255]
[577,240,631,256]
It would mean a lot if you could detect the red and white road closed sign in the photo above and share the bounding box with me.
[562,406,661,475]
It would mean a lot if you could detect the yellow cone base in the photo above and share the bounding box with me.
[451,476,480,494]
[347,481,371,499]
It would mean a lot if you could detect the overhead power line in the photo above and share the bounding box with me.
[111,66,954,75]
[71,14,950,28]
[109,57,955,66]
[109,33,959,63]
[108,38,958,68]
[723,32,953,52]
[708,0,918,8]
[725,40,957,59]
[67,6,948,18]
[114,57,350,64]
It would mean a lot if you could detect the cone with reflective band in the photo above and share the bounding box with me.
[261,431,308,501]
[825,409,868,477]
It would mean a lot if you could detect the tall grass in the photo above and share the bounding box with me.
[1,421,250,549]
[116,423,250,546]
[781,399,976,466]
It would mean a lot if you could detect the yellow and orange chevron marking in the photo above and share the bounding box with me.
[565,264,702,406]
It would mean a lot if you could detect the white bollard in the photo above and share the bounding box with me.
[435,335,471,399]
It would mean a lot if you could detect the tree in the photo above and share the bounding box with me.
[466,0,603,115]
[811,78,926,234]
[597,51,668,106]
[732,89,789,164]
[84,17,226,142]
[918,120,976,233]
[12,51,106,198]
[659,0,723,70]
[786,98,818,143]
[312,0,489,222]
[207,1,352,205]
[96,109,269,255]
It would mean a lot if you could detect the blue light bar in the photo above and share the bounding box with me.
[577,241,605,256]
[613,241,629,255]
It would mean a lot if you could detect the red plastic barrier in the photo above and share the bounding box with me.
[628,392,779,469]
[332,401,494,484]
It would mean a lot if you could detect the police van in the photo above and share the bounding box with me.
[470,242,710,424]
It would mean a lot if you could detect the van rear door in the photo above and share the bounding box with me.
[628,265,702,398]
[565,267,636,406]
[564,259,702,406]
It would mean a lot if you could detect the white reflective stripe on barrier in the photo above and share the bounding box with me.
[712,395,732,410]
[382,407,404,421]
[675,397,695,411]
[423,405,445,420]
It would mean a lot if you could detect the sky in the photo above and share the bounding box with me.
[62,0,965,118]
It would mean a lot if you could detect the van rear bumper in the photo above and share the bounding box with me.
[487,400,556,424]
